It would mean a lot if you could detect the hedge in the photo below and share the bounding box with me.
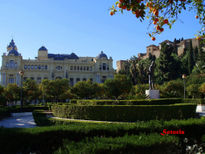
[0,107,10,120]
[55,134,180,154]
[75,98,184,105]
[32,110,53,126]
[52,104,197,121]
[1,117,205,153]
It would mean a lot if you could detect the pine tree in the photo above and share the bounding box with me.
[187,40,194,74]
[155,43,181,84]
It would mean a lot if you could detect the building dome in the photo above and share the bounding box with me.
[38,46,48,51]
[97,51,108,59]
[7,39,17,51]
[8,49,20,56]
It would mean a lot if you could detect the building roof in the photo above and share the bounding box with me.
[8,49,20,56]
[146,44,158,48]
[96,51,108,59]
[48,52,79,60]
[7,39,16,48]
[39,46,48,51]
[7,39,20,56]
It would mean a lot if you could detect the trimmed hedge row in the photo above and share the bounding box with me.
[32,110,53,126]
[55,134,179,154]
[2,117,205,153]
[74,98,184,105]
[0,107,11,120]
[52,104,197,121]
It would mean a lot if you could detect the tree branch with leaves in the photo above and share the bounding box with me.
[110,0,205,41]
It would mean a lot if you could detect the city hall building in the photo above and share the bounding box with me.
[0,39,114,87]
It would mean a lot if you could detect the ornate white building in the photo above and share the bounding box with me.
[0,39,114,87]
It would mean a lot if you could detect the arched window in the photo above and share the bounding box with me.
[9,60,15,68]
[103,63,106,70]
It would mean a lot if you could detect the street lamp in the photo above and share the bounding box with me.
[182,74,186,99]
[19,70,24,110]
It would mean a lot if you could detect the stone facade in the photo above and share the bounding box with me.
[116,60,129,73]
[0,39,114,87]
[138,38,201,59]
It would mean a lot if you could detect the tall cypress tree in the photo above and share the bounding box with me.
[187,40,194,74]
[155,43,181,84]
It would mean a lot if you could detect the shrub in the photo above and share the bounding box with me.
[52,104,197,121]
[1,118,205,153]
[186,84,202,98]
[160,80,184,98]
[75,98,183,105]
[55,134,180,154]
[32,110,53,126]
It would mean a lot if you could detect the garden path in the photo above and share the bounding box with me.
[0,112,36,128]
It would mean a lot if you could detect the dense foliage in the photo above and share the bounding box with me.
[52,104,197,121]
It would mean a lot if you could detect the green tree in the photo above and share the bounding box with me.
[186,84,201,98]
[129,56,139,85]
[187,40,194,74]
[0,85,6,106]
[39,79,70,102]
[5,84,20,105]
[155,43,181,84]
[71,80,102,99]
[160,80,184,98]
[23,79,40,104]
[104,74,132,99]
[136,58,151,84]
[199,83,205,98]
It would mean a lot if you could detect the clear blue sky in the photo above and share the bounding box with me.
[0,0,202,69]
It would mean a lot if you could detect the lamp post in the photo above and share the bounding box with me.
[19,70,24,110]
[182,74,186,99]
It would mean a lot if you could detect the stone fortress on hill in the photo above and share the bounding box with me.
[117,38,203,73]
[0,39,114,87]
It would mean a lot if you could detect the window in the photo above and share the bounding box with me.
[30,77,34,80]
[44,77,48,80]
[87,66,89,71]
[38,65,41,69]
[31,65,33,69]
[24,65,27,69]
[80,66,82,70]
[6,63,9,68]
[37,77,41,83]
[23,77,27,81]
[9,78,14,84]
[103,63,106,70]
[45,65,48,70]
[35,65,37,69]
[76,78,80,83]
[89,78,93,82]
[56,66,62,71]
[41,65,44,69]
[90,66,92,71]
[9,60,15,68]
[83,78,86,81]
[70,66,73,70]
[70,78,74,86]
[28,65,30,69]
[101,76,107,83]
[83,66,86,71]
[74,66,76,70]
[77,66,79,70]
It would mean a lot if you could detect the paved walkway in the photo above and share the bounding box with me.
[0,112,36,128]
